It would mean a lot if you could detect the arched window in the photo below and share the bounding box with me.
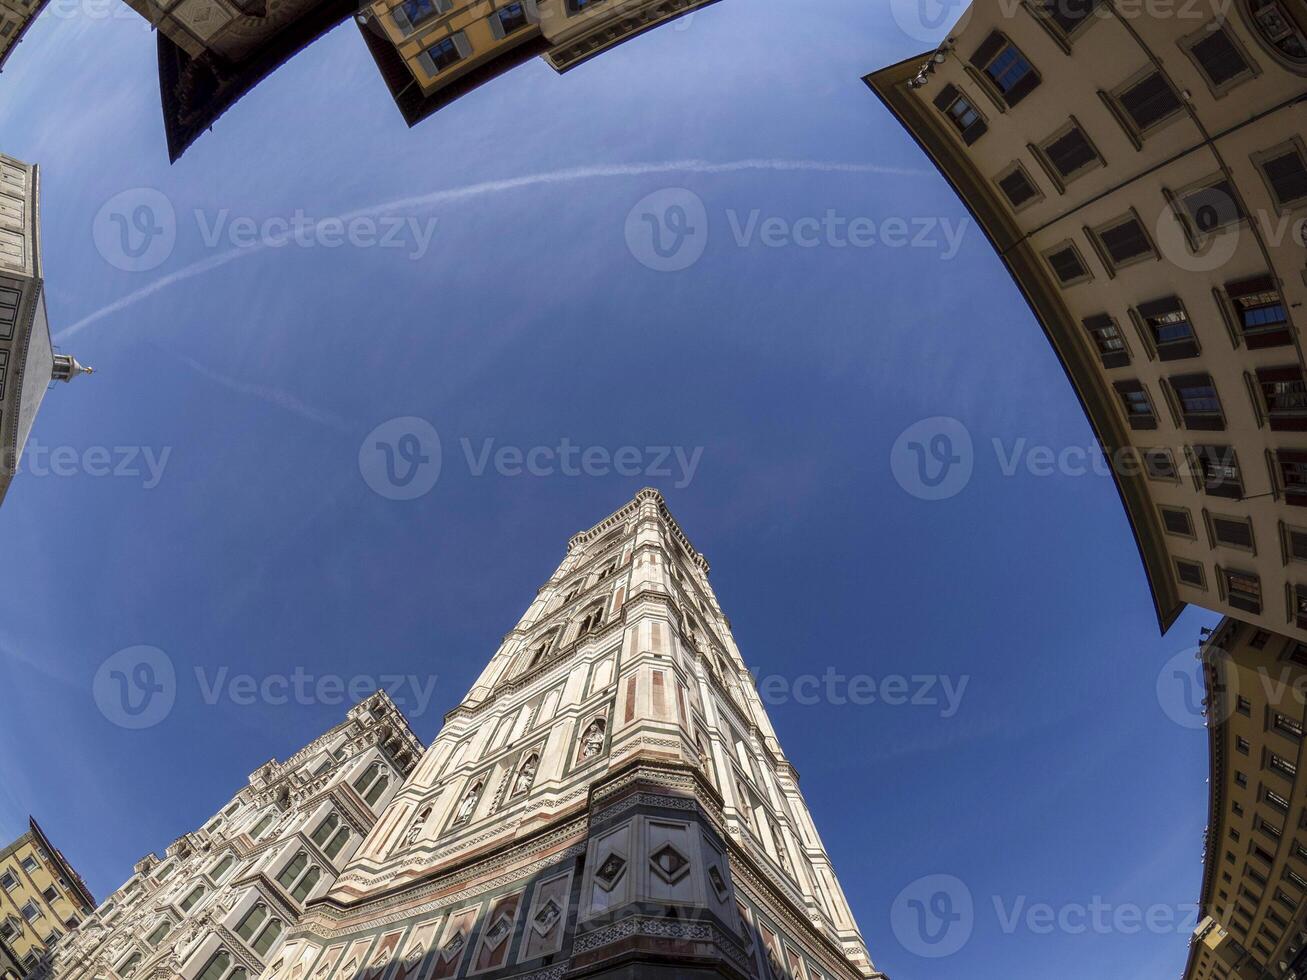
[525,629,559,670]
[145,919,171,948]
[576,604,604,636]
[178,884,206,912]
[118,952,142,977]
[290,866,321,903]
[248,813,274,839]
[310,814,339,848]
[252,919,283,956]
[352,763,381,794]
[364,774,389,807]
[209,855,234,881]
[235,905,268,942]
[275,853,308,890]
[324,826,350,859]
[196,952,231,980]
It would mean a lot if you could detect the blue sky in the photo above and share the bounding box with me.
[0,1,1220,977]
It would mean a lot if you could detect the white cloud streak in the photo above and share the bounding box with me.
[56,158,925,341]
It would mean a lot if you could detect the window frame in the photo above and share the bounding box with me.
[1087,209,1158,276]
[1042,239,1094,286]
[1033,117,1104,189]
[1179,21,1261,96]
[1252,138,1307,215]
[1105,66,1185,144]
[994,161,1045,212]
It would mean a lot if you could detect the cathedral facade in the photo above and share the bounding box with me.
[262,489,881,980]
[40,693,422,980]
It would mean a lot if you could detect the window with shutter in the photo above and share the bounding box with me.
[932,84,987,145]
[1093,214,1155,269]
[1082,314,1128,367]
[1169,373,1224,430]
[1257,366,1307,429]
[1040,122,1100,179]
[1178,178,1243,234]
[1176,559,1206,588]
[1045,243,1090,285]
[1278,450,1307,505]
[1225,276,1292,348]
[1186,24,1255,89]
[1136,297,1199,360]
[1258,143,1307,209]
[1039,0,1103,36]
[996,164,1040,209]
[1211,516,1254,550]
[1115,71,1182,133]
[1113,380,1156,429]
[970,32,1041,105]
[1195,445,1243,498]
[1160,507,1194,537]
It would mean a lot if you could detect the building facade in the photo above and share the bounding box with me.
[0,819,95,977]
[259,488,881,980]
[0,0,50,72]
[0,153,92,508]
[42,693,422,980]
[1186,618,1307,979]
[358,0,723,127]
[866,0,1307,639]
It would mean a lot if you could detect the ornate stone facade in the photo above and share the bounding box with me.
[263,489,884,980]
[40,693,422,980]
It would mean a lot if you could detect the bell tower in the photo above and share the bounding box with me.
[266,489,884,980]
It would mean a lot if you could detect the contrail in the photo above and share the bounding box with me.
[172,352,354,433]
[56,158,926,341]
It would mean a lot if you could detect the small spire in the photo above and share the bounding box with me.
[51,354,93,382]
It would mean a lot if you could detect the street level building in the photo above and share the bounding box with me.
[260,488,883,980]
[0,153,92,509]
[41,693,422,980]
[866,0,1307,639]
[0,819,95,976]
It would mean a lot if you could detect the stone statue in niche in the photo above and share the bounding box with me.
[407,807,432,845]
[455,782,481,824]
[513,755,538,797]
[580,719,606,759]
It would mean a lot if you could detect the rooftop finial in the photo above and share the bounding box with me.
[51,354,93,382]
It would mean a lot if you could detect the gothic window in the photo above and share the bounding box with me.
[324,826,350,860]
[310,814,339,848]
[178,884,206,912]
[406,807,432,846]
[236,905,268,942]
[289,866,321,904]
[575,603,605,636]
[252,919,284,956]
[196,952,232,980]
[248,813,274,839]
[352,762,385,798]
[364,774,389,807]
[578,718,606,761]
[144,920,170,948]
[208,855,235,881]
[454,781,483,826]
[526,629,559,670]
[118,952,142,978]
[511,754,538,798]
[275,853,308,890]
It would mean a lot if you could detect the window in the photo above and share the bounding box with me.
[1178,178,1244,234]
[1237,770,1250,787]
[1251,628,1271,648]
[1257,142,1307,210]
[248,813,274,839]
[1278,450,1307,505]
[1113,380,1156,429]
[20,857,37,874]
[1092,213,1156,271]
[323,826,350,860]
[354,762,388,803]
[1259,367,1307,429]
[1176,558,1206,588]
[145,920,170,947]
[118,952,142,978]
[236,905,268,942]
[1161,506,1194,537]
[1184,23,1257,92]
[1114,70,1183,135]
[276,854,307,891]
[311,813,339,849]
[576,603,605,635]
[932,84,988,144]
[0,919,13,939]
[42,885,58,903]
[1082,314,1128,367]
[178,885,206,913]
[997,164,1041,209]
[1274,712,1304,739]
[289,866,320,903]
[0,871,15,891]
[1039,121,1101,181]
[423,35,465,74]
[21,901,40,922]
[1169,374,1224,429]
[970,32,1041,105]
[1136,297,1199,359]
[1225,276,1292,348]
[1211,515,1254,550]
[491,2,530,36]
[1143,448,1178,481]
[253,919,283,956]
[1223,568,1262,613]
[1239,696,1252,716]
[209,855,234,881]
[1296,584,1307,629]
[1195,445,1243,498]
[197,952,232,980]
[1238,736,1251,754]
[1045,242,1091,285]
[1038,0,1103,36]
